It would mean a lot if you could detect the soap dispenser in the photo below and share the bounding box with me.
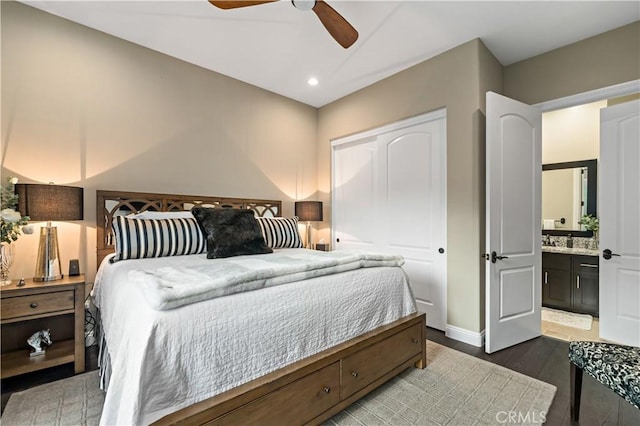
[566,233,573,248]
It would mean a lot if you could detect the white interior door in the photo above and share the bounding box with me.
[486,92,542,354]
[332,110,447,330]
[599,99,640,346]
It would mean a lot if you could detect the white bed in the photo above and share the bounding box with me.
[94,250,417,424]
[93,190,426,425]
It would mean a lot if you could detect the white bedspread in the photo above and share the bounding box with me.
[93,249,416,425]
[130,249,404,310]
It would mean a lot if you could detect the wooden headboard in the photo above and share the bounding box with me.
[96,190,282,268]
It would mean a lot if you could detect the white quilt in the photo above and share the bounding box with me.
[130,249,405,310]
[93,249,417,425]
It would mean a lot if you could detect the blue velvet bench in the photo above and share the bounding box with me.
[568,341,640,421]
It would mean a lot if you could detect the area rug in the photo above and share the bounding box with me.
[542,306,593,330]
[2,341,556,425]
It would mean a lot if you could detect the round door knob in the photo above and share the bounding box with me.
[351,371,358,377]
[412,338,419,344]
[323,386,331,393]
[30,302,38,309]
[438,248,445,254]
[336,238,340,243]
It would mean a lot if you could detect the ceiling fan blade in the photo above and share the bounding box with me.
[312,0,358,49]
[208,1,277,10]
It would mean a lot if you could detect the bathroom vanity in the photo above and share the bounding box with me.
[542,247,599,316]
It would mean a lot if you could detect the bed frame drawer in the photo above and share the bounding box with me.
[214,362,340,425]
[1,290,75,321]
[341,322,423,399]
[153,313,426,426]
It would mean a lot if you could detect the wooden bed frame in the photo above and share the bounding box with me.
[96,190,427,425]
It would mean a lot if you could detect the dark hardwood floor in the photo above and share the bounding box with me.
[427,329,639,425]
[2,332,638,424]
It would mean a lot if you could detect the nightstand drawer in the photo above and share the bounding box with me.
[1,291,75,320]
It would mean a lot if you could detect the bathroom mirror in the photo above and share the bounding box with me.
[541,159,597,237]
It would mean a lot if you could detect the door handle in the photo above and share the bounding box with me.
[602,249,621,260]
[491,251,509,263]
[577,275,580,289]
[544,272,548,284]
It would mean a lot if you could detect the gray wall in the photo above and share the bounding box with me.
[504,21,640,104]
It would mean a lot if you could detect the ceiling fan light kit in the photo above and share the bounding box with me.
[291,0,315,12]
[209,0,358,48]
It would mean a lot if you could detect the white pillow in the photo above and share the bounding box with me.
[130,211,194,220]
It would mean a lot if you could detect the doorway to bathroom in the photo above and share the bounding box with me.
[537,83,639,344]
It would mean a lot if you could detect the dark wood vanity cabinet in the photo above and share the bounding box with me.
[572,255,599,315]
[542,252,599,316]
[542,252,572,310]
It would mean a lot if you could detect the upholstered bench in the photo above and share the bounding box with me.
[568,341,640,421]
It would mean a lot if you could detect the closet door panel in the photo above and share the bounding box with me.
[332,139,378,251]
[332,110,447,331]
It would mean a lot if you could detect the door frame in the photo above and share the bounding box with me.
[535,80,639,322]
[534,80,639,112]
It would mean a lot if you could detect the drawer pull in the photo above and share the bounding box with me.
[323,386,331,394]
[30,302,38,309]
[351,371,358,378]
[579,263,598,268]
[411,338,419,344]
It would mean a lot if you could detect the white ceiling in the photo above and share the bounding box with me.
[21,1,640,108]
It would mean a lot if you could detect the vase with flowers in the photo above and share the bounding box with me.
[578,214,599,250]
[1,177,30,285]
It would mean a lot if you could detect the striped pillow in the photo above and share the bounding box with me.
[111,215,206,262]
[256,216,304,249]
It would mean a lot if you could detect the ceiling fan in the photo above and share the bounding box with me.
[208,0,358,48]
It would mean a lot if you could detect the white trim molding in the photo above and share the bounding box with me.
[535,79,640,112]
[331,108,447,147]
[445,324,485,347]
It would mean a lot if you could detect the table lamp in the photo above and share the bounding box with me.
[16,183,84,281]
[294,201,323,249]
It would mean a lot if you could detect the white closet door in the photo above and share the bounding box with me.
[332,110,447,330]
[332,137,379,251]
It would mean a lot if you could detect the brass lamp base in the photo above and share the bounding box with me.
[34,224,63,282]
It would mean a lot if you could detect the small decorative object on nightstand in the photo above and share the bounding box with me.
[315,239,330,251]
[27,329,52,357]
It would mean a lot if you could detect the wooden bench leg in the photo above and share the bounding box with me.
[570,363,583,422]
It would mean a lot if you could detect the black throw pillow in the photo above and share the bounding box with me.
[191,207,273,259]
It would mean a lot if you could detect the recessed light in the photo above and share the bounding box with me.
[308,77,319,86]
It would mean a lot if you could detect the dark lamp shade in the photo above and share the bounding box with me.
[295,201,323,222]
[16,184,84,221]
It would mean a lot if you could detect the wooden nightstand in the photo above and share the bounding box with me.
[0,274,85,379]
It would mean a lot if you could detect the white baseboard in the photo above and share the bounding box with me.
[445,324,485,347]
